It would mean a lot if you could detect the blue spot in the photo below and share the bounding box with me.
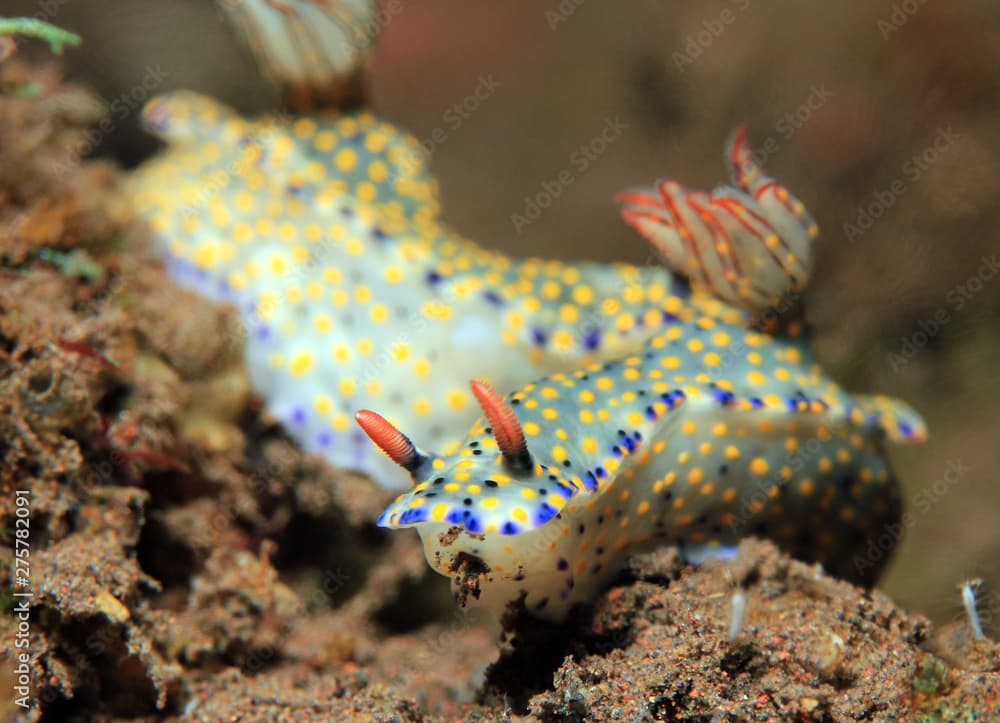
[501,521,520,535]
[899,422,913,438]
[750,397,764,408]
[611,446,623,457]
[290,408,306,426]
[595,466,607,478]
[555,482,574,498]
[583,328,602,351]
[482,290,505,307]
[535,503,558,526]
[255,325,272,341]
[531,327,548,346]
[399,508,427,524]
[372,227,388,241]
[287,183,308,197]
[316,431,333,448]
[425,270,443,285]
[446,509,464,524]
[584,471,598,491]
[714,390,736,405]
[465,516,481,533]
[662,310,679,323]
[622,436,636,453]
[645,406,657,420]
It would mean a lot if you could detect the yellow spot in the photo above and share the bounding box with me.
[572,285,594,305]
[725,445,740,460]
[338,378,356,396]
[447,389,467,410]
[370,304,390,324]
[750,457,769,475]
[703,352,721,367]
[335,147,358,172]
[314,314,333,333]
[413,358,431,377]
[523,421,540,436]
[413,398,432,416]
[289,352,314,377]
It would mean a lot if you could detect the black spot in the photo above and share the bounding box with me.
[562,460,572,468]
[484,479,498,488]
[433,477,445,485]
[463,498,473,506]
[469,441,479,448]
[557,558,569,571]
[719,464,729,476]
[578,524,585,535]
[473,449,483,455]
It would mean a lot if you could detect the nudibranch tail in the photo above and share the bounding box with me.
[618,127,818,312]
[140,91,246,145]
[852,394,928,444]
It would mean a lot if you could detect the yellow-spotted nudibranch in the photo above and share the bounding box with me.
[130,90,765,490]
[360,130,927,622]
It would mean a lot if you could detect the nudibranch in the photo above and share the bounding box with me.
[360,131,927,622]
[130,91,757,489]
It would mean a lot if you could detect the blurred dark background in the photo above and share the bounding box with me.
[8,0,999,629]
